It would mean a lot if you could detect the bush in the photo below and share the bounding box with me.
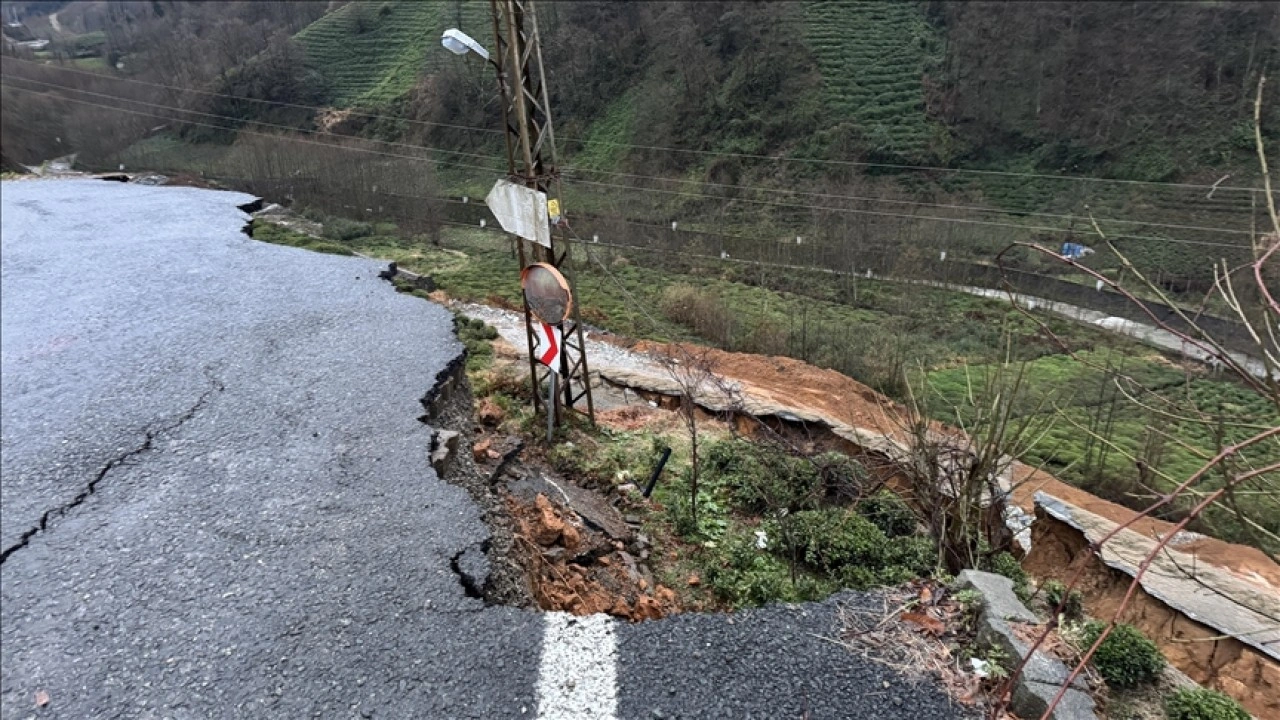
[1042,579,1084,620]
[857,489,918,537]
[787,508,892,573]
[704,439,823,514]
[703,529,834,607]
[1079,621,1165,690]
[659,283,737,347]
[452,316,499,370]
[322,218,374,242]
[1165,688,1250,720]
[814,451,872,502]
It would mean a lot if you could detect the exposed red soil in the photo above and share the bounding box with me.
[507,493,679,621]
[611,338,1280,594]
[1023,512,1279,720]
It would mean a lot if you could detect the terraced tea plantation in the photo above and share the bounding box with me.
[294,0,490,108]
[803,0,944,163]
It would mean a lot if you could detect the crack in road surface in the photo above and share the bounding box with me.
[0,370,225,565]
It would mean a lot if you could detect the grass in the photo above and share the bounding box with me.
[925,351,1280,551]
[567,91,637,173]
[249,219,353,256]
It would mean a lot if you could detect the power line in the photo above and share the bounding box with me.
[562,165,1257,237]
[3,55,1265,193]
[3,77,1254,249]
[18,67,1249,237]
[563,176,1257,249]
[0,55,507,138]
[0,83,502,174]
[1,73,508,168]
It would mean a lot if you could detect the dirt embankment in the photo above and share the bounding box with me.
[609,337,1280,593]
[594,337,1280,713]
[1024,511,1279,720]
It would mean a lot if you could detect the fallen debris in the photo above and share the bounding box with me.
[508,492,678,621]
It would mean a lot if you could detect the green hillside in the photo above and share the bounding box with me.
[802,0,945,164]
[293,0,489,108]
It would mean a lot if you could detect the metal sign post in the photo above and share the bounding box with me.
[487,0,593,428]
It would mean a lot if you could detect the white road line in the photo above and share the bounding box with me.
[536,612,618,720]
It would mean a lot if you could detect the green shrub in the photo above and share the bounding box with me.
[1080,621,1165,690]
[704,439,823,514]
[813,451,872,500]
[783,507,933,578]
[322,218,374,242]
[1165,687,1250,720]
[1042,579,1084,620]
[453,315,498,371]
[857,489,918,537]
[786,508,891,573]
[373,221,399,236]
[702,529,835,607]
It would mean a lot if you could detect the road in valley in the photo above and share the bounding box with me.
[0,179,965,719]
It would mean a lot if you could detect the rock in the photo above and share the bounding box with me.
[430,430,460,475]
[624,514,641,525]
[560,522,581,553]
[477,398,505,426]
[686,574,701,586]
[655,585,676,604]
[956,570,1037,622]
[1012,682,1097,720]
[472,437,493,462]
[532,494,566,546]
[617,483,639,495]
[506,474,632,542]
[617,551,641,582]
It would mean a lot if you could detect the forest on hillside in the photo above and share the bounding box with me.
[3,1,1276,296]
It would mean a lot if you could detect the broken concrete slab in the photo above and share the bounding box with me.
[956,570,1097,720]
[1013,680,1097,720]
[506,473,633,542]
[956,570,1037,623]
[430,429,460,475]
[1035,491,1280,663]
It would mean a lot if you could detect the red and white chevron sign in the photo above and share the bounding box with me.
[532,322,562,371]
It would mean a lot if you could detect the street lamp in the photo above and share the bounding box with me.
[441,28,490,62]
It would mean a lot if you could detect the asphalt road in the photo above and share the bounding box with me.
[0,179,965,719]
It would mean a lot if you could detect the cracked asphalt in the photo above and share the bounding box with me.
[1,180,965,719]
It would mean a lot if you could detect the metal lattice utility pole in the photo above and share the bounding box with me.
[489,0,594,425]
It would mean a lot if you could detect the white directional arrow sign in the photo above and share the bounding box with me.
[485,179,550,248]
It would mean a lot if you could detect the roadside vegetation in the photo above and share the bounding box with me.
[248,212,1278,555]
